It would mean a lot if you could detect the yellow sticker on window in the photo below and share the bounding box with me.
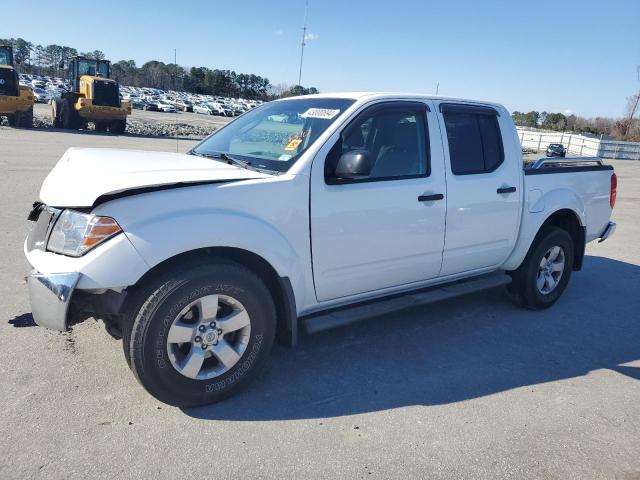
[285,138,303,151]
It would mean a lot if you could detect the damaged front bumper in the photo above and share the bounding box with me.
[27,270,80,331]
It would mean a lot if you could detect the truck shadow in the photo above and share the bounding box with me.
[185,255,638,421]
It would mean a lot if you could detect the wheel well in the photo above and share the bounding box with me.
[129,247,296,346]
[539,209,586,270]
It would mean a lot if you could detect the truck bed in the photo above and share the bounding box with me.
[523,157,614,243]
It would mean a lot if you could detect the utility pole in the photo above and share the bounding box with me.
[297,0,309,86]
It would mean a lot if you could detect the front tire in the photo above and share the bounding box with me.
[507,226,574,309]
[51,100,62,128]
[126,261,276,407]
[61,99,79,130]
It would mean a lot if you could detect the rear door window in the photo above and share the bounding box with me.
[442,104,504,175]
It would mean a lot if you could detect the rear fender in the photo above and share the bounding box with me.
[502,187,585,271]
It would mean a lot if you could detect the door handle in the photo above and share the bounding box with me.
[497,186,516,194]
[418,193,444,202]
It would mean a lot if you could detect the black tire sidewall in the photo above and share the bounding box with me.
[519,228,574,309]
[130,264,276,407]
[61,100,72,129]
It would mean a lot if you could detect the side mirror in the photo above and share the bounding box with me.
[58,60,64,69]
[334,149,373,180]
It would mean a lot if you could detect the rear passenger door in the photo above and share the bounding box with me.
[437,103,521,276]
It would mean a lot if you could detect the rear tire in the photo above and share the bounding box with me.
[18,106,34,128]
[11,108,33,128]
[7,114,16,127]
[125,260,276,407]
[109,119,126,134]
[507,226,574,310]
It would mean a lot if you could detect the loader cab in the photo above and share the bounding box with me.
[67,57,111,91]
[0,46,20,97]
[65,56,119,107]
[0,45,14,66]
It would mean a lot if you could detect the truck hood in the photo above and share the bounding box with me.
[39,148,270,207]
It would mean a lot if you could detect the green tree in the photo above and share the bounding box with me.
[511,111,539,128]
[542,113,567,130]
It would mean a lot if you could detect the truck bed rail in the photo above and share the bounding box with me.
[529,156,604,169]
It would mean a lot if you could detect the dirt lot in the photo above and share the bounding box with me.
[29,102,232,137]
[0,126,639,479]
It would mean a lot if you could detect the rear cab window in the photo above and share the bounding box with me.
[441,103,504,175]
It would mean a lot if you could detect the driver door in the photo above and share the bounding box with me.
[310,101,447,302]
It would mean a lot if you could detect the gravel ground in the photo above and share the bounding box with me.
[1,103,232,138]
[0,128,639,479]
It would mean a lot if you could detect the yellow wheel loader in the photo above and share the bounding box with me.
[0,45,34,128]
[52,56,130,133]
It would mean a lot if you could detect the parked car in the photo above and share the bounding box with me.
[130,98,147,110]
[193,103,214,115]
[32,88,49,103]
[157,102,177,113]
[207,102,230,116]
[24,93,617,407]
[143,102,160,112]
[175,99,193,112]
[546,143,567,157]
[230,103,245,116]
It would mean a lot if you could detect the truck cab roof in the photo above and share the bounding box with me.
[292,91,504,109]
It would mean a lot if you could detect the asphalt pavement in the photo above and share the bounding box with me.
[1,126,639,479]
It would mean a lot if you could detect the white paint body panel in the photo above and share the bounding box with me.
[434,102,523,276]
[39,147,268,207]
[503,170,613,271]
[24,93,615,316]
[309,101,447,301]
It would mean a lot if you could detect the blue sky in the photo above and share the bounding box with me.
[4,0,639,117]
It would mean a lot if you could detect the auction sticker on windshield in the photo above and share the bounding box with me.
[301,108,341,119]
[285,138,303,151]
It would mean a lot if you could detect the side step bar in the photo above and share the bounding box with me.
[302,271,512,334]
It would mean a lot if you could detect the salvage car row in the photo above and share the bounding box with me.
[17,73,263,116]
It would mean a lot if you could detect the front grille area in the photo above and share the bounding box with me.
[0,68,19,97]
[92,80,120,107]
[27,206,61,252]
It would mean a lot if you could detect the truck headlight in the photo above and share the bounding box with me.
[47,210,122,257]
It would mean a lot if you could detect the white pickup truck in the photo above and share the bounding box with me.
[25,93,617,406]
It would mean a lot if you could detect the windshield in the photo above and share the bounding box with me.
[0,48,11,65]
[97,61,109,77]
[78,59,97,76]
[192,97,355,172]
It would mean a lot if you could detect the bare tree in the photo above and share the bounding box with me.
[623,92,640,137]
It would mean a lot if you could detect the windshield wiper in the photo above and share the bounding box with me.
[189,150,278,175]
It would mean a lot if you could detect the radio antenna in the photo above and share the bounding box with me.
[174,48,179,153]
[297,0,309,86]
